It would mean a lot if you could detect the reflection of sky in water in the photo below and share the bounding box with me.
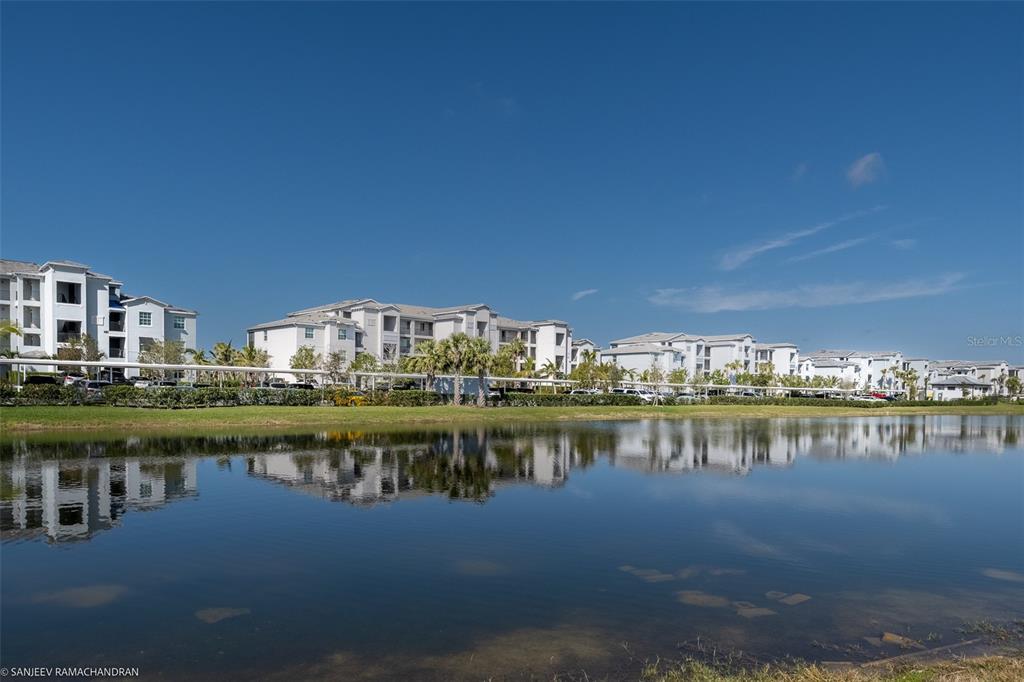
[1,415,1022,679]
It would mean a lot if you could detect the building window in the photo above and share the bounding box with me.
[305,328,314,339]
[338,328,347,340]
[139,311,152,327]
[56,281,82,304]
[263,330,268,341]
[340,351,347,362]
[173,316,185,330]
[24,333,41,347]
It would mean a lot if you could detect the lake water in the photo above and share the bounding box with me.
[2,415,1023,679]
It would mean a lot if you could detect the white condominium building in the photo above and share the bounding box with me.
[247,298,572,378]
[600,331,794,379]
[1,259,198,375]
[569,338,598,372]
[928,360,1009,395]
[800,350,905,390]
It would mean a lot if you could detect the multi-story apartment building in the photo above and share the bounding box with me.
[601,331,788,379]
[801,350,905,391]
[929,375,994,401]
[247,298,572,380]
[1,259,198,376]
[928,360,1009,395]
[752,342,799,375]
[569,338,598,373]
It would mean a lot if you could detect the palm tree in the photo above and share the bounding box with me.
[211,341,236,366]
[406,339,445,391]
[188,348,209,383]
[539,359,562,380]
[235,345,270,386]
[0,320,22,338]
[438,333,480,405]
[518,355,536,379]
[466,337,493,407]
[504,338,527,373]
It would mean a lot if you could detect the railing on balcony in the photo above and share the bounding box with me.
[109,348,125,358]
[109,318,125,332]
[57,332,79,343]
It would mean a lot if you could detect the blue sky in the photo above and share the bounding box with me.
[3,2,1022,360]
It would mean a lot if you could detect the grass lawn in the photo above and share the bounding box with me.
[2,403,1021,435]
[642,654,1024,682]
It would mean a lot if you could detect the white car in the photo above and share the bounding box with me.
[612,388,657,403]
[569,388,599,395]
[852,395,885,402]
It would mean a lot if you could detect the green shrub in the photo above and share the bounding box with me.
[503,392,644,407]
[365,390,442,407]
[3,384,85,406]
[704,396,999,408]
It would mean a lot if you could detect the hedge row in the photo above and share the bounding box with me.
[363,390,443,407]
[705,396,1000,407]
[0,385,324,408]
[503,392,644,407]
[0,384,86,405]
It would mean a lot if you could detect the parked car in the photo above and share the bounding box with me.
[131,378,154,388]
[84,380,111,395]
[267,382,289,390]
[611,388,656,403]
[155,380,178,387]
[289,382,316,390]
[853,395,885,403]
[24,375,59,385]
[63,375,86,386]
[569,388,599,395]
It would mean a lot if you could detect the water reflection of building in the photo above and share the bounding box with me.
[1,458,197,543]
[246,430,576,505]
[1,416,1018,528]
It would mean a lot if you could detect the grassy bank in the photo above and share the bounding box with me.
[2,403,1021,434]
[642,654,1023,681]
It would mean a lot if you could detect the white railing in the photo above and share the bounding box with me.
[0,358,866,395]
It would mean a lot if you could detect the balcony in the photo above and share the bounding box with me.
[57,332,80,343]
[109,317,125,333]
[109,347,125,359]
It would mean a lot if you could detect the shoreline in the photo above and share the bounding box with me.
[2,403,1021,435]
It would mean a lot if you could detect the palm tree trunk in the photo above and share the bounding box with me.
[453,373,462,405]
[477,370,486,407]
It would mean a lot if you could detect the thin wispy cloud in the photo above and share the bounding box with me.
[718,205,885,271]
[847,152,885,187]
[649,273,967,312]
[571,288,598,301]
[791,162,808,183]
[891,238,917,250]
[788,236,872,263]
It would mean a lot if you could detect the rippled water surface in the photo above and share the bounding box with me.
[2,415,1023,679]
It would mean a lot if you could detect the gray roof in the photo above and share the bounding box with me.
[930,374,991,387]
[931,359,1006,370]
[0,259,41,275]
[601,343,678,356]
[611,332,691,345]
[754,342,798,349]
[43,259,90,270]
[248,313,357,331]
[290,298,490,318]
[807,349,900,360]
[611,331,752,346]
